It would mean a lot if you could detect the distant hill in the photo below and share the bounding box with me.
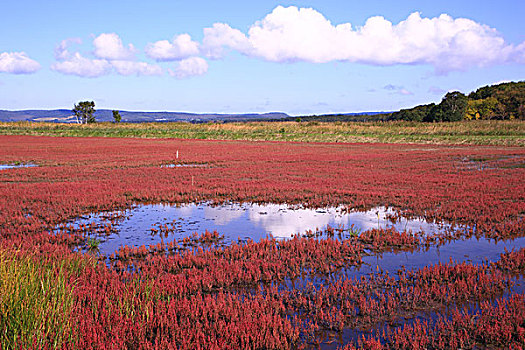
[0,109,290,123]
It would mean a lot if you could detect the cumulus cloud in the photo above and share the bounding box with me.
[0,52,41,74]
[202,23,251,59]
[111,60,163,76]
[52,33,163,78]
[51,52,112,78]
[201,6,524,72]
[146,34,200,61]
[93,33,136,60]
[169,57,208,79]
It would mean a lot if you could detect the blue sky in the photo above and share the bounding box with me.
[1,0,524,115]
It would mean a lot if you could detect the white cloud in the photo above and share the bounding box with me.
[111,60,163,76]
[169,57,208,79]
[51,52,112,78]
[514,42,525,64]
[93,33,136,60]
[52,34,163,78]
[202,6,524,72]
[53,53,163,78]
[0,52,41,74]
[54,38,83,60]
[202,23,251,59]
[146,34,200,61]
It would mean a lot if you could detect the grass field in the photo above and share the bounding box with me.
[0,120,524,145]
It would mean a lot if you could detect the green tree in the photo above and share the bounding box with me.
[465,97,499,120]
[424,104,445,122]
[440,91,468,121]
[112,110,122,123]
[391,103,434,122]
[468,81,525,120]
[424,91,467,122]
[72,101,96,124]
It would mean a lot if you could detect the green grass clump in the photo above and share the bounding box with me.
[86,237,101,252]
[0,250,75,349]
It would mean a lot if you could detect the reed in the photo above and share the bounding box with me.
[0,250,75,349]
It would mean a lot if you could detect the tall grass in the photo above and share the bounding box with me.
[0,250,75,349]
[0,120,523,145]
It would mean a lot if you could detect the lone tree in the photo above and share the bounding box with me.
[112,110,122,123]
[73,101,96,124]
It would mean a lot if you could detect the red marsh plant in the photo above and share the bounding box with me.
[0,135,524,348]
[0,135,523,240]
[338,294,525,349]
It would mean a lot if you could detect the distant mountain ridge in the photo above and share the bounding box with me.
[0,109,291,123]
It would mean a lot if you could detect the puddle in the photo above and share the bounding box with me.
[67,202,447,256]
[352,236,525,278]
[320,237,525,349]
[63,201,525,278]
[284,236,525,294]
[0,163,37,170]
[457,155,525,171]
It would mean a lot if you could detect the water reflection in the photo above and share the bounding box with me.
[65,201,525,287]
[354,236,525,278]
[69,203,448,255]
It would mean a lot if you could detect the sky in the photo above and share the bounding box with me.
[1,0,524,115]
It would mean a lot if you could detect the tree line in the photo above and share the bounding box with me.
[389,81,525,122]
[71,81,523,124]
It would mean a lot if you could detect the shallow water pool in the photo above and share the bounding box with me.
[69,202,447,255]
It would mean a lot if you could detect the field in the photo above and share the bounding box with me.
[1,120,524,145]
[1,125,524,348]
